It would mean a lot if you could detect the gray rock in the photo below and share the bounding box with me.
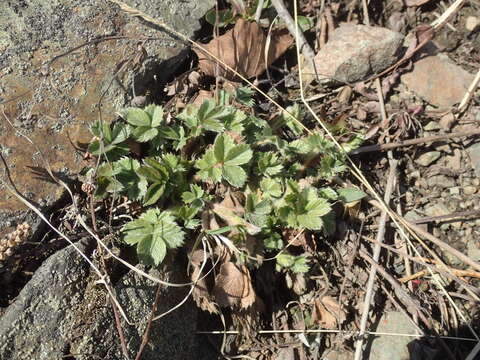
[468,142,480,177]
[0,240,91,360]
[0,0,213,216]
[310,24,404,84]
[414,151,441,166]
[369,311,418,360]
[0,241,199,360]
[427,175,455,188]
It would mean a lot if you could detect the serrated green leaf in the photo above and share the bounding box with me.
[222,165,247,187]
[124,108,151,127]
[338,187,366,203]
[151,106,164,127]
[256,152,283,176]
[235,86,255,107]
[143,182,165,206]
[177,104,198,128]
[296,214,323,230]
[113,158,148,200]
[214,133,234,161]
[122,209,184,266]
[111,123,130,144]
[260,178,283,198]
[224,143,252,166]
[196,149,222,183]
[318,187,338,200]
[132,126,158,142]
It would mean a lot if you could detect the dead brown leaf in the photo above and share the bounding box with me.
[190,249,219,314]
[194,18,293,81]
[212,191,261,235]
[192,89,214,108]
[312,296,346,329]
[213,261,256,308]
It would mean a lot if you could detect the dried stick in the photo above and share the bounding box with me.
[359,250,430,327]
[411,210,480,225]
[458,68,480,114]
[399,268,480,283]
[354,160,398,360]
[367,199,480,273]
[270,0,315,62]
[350,128,480,155]
[254,0,265,23]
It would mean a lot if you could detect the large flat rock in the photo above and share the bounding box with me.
[0,0,213,220]
[0,240,198,360]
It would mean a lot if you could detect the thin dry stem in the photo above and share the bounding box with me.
[354,160,397,360]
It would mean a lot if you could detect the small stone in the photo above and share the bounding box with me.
[424,121,441,131]
[439,112,456,130]
[467,240,480,262]
[427,175,455,188]
[445,148,462,171]
[449,187,460,195]
[468,142,480,177]
[415,151,441,166]
[463,186,477,195]
[434,142,451,153]
[425,202,450,217]
[370,312,419,360]
[472,178,480,187]
[308,24,404,84]
[466,16,479,31]
[401,53,474,108]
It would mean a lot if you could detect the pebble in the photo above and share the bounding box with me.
[463,186,477,195]
[308,24,404,84]
[401,53,474,108]
[449,187,460,195]
[369,312,418,360]
[466,16,479,31]
[468,142,480,177]
[415,151,441,166]
[427,175,455,188]
[424,121,441,131]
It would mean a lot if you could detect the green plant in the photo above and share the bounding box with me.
[87,88,364,274]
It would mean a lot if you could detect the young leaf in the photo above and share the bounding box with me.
[235,86,255,107]
[113,158,148,200]
[196,149,222,183]
[260,178,283,198]
[338,187,366,203]
[123,107,151,127]
[222,165,247,188]
[256,152,283,176]
[122,209,185,266]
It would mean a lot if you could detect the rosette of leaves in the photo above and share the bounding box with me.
[177,99,246,136]
[95,157,147,200]
[138,154,189,206]
[122,209,185,266]
[195,133,253,187]
[88,121,130,159]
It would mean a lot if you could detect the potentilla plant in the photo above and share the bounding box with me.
[87,88,364,275]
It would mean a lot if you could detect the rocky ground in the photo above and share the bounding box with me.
[0,0,479,359]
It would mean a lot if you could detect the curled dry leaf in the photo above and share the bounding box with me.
[312,296,346,329]
[194,18,293,81]
[213,261,256,308]
[190,249,219,314]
